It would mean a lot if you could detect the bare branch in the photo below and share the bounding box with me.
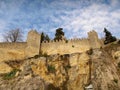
[3,29,23,42]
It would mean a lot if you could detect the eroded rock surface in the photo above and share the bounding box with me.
[0,44,120,90]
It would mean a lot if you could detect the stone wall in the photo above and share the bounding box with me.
[0,42,27,49]
[25,30,41,58]
[0,30,102,62]
[41,38,90,55]
[0,42,27,62]
[88,30,102,48]
[41,30,102,55]
[0,30,41,62]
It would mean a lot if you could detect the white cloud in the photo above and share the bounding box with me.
[48,1,120,38]
[0,0,120,42]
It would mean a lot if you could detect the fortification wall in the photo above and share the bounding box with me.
[25,30,41,58]
[88,30,102,48]
[0,42,27,62]
[0,42,27,49]
[0,30,102,62]
[0,30,41,62]
[41,38,90,55]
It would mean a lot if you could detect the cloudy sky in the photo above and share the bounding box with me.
[0,0,120,41]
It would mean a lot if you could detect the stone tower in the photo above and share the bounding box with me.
[88,30,101,49]
[25,30,41,58]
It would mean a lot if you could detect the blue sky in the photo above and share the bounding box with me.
[0,0,120,41]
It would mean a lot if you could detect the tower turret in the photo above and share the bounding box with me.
[88,30,101,49]
[25,30,41,57]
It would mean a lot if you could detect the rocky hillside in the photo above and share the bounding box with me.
[0,43,120,90]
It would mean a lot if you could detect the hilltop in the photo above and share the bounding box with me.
[0,30,120,90]
[0,41,120,90]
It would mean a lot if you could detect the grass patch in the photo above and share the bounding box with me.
[47,65,56,73]
[3,69,20,80]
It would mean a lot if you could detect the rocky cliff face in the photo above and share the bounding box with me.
[0,43,120,90]
[91,44,120,90]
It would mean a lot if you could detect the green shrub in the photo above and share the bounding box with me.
[47,65,56,73]
[3,69,20,80]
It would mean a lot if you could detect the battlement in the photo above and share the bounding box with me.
[0,30,102,62]
[42,38,89,44]
[41,30,102,55]
[41,38,90,55]
[0,42,27,49]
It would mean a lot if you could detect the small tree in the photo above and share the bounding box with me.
[41,32,50,42]
[54,28,64,41]
[104,28,116,44]
[3,29,23,42]
[41,32,45,42]
[45,35,50,41]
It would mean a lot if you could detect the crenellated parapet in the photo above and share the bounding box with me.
[41,38,89,44]
[41,30,102,55]
[41,37,91,55]
[0,30,102,62]
[0,42,27,49]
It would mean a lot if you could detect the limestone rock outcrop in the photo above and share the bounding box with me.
[0,62,13,74]
[0,44,120,90]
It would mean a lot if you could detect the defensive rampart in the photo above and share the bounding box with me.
[0,30,102,62]
[41,38,90,55]
[0,30,41,62]
[0,42,27,62]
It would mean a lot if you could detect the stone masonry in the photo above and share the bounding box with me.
[0,30,102,62]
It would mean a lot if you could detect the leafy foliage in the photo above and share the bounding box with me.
[41,32,50,42]
[3,69,20,80]
[104,28,117,44]
[54,28,64,41]
[47,65,56,73]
